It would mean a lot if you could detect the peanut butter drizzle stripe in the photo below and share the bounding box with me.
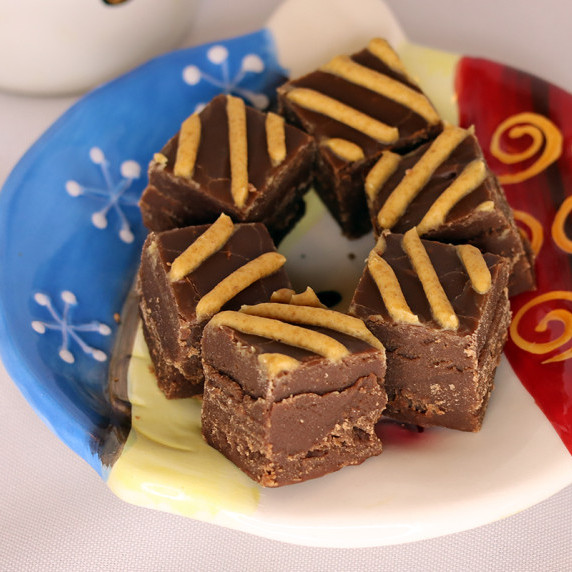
[377,125,469,229]
[168,213,234,282]
[476,200,494,212]
[373,233,387,255]
[456,244,492,295]
[266,112,287,167]
[270,288,296,304]
[323,138,364,162]
[365,151,401,203]
[154,152,168,166]
[270,287,325,308]
[368,38,412,81]
[286,88,399,144]
[402,228,459,330]
[321,55,440,124]
[195,252,286,322]
[227,95,249,208]
[241,303,384,351]
[258,353,301,376]
[174,113,201,178]
[209,311,350,361]
[367,251,419,325]
[416,159,487,235]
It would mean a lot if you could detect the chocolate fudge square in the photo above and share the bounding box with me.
[137,214,290,398]
[365,123,535,296]
[201,294,387,487]
[349,230,511,432]
[277,38,442,238]
[139,94,316,244]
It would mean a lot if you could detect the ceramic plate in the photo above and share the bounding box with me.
[1,0,571,549]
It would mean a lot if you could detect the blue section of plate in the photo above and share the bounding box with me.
[0,29,286,476]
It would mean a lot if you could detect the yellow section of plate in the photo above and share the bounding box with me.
[398,42,460,126]
[107,327,260,518]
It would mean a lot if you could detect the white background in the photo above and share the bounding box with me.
[1,0,571,570]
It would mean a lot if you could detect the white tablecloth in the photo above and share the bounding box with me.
[1,1,571,569]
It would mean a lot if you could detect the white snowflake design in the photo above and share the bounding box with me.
[182,44,269,112]
[65,147,141,244]
[31,291,111,364]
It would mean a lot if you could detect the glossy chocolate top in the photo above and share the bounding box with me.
[279,47,442,164]
[157,94,313,208]
[202,313,385,401]
[369,134,498,233]
[152,222,290,321]
[350,233,508,335]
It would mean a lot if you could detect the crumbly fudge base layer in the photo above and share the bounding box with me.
[139,315,203,399]
[312,152,375,239]
[372,291,510,432]
[201,365,385,487]
[140,179,309,246]
[137,243,205,399]
[478,174,536,296]
[510,239,536,297]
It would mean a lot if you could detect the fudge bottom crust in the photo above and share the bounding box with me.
[201,365,385,487]
[140,315,204,399]
[381,295,511,432]
[140,154,311,245]
[313,153,374,239]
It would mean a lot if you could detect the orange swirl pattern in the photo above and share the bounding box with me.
[456,55,572,452]
[510,291,572,364]
[490,112,563,185]
[551,196,572,254]
[513,209,544,255]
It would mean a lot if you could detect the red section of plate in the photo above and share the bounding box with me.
[455,56,572,453]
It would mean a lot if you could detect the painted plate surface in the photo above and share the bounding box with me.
[0,0,571,548]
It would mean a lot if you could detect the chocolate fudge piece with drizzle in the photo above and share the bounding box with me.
[349,230,511,432]
[277,38,442,238]
[201,289,387,486]
[137,214,291,398]
[365,124,535,296]
[139,94,316,244]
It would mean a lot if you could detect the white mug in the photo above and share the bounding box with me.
[0,0,199,95]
